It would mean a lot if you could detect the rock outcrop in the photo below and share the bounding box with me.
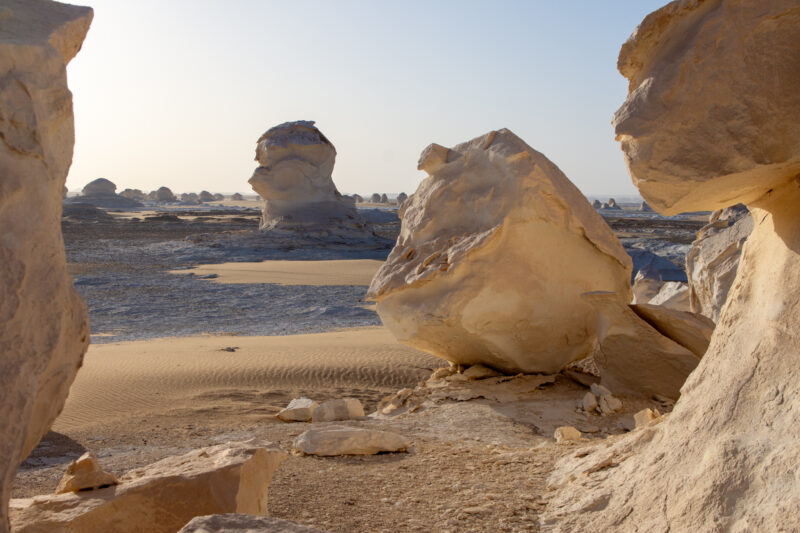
[686,204,753,321]
[199,190,215,202]
[68,178,142,208]
[179,514,327,533]
[628,248,686,304]
[276,398,318,422]
[293,426,410,456]
[0,2,92,529]
[369,193,381,203]
[311,398,365,423]
[10,442,287,533]
[367,129,632,374]
[119,188,147,201]
[544,2,800,530]
[592,199,601,209]
[231,193,244,201]
[396,192,408,204]
[55,452,118,494]
[648,281,690,311]
[152,186,176,203]
[247,121,376,242]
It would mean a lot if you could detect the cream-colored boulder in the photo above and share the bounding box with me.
[179,514,327,533]
[293,426,409,456]
[553,427,581,443]
[248,121,373,240]
[367,129,632,374]
[10,442,287,533]
[276,398,318,423]
[613,3,800,215]
[311,398,364,423]
[686,204,753,321]
[584,292,699,400]
[0,1,92,529]
[55,452,118,494]
[81,177,116,196]
[544,2,800,530]
[630,303,715,357]
[648,281,690,311]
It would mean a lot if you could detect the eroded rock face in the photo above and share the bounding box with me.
[0,1,92,529]
[248,121,373,240]
[368,129,632,374]
[686,204,753,321]
[10,442,287,533]
[544,2,800,530]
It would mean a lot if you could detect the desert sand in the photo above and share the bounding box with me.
[171,260,383,286]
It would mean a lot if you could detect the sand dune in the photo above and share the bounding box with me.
[53,327,441,436]
[170,259,383,286]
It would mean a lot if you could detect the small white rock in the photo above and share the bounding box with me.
[276,398,318,422]
[311,398,365,423]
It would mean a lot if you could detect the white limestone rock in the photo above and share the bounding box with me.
[81,177,115,196]
[55,452,118,494]
[311,398,365,423]
[70,177,142,208]
[544,2,800,530]
[293,426,409,456]
[630,303,715,358]
[276,398,318,423]
[686,204,753,321]
[179,514,327,533]
[248,121,374,241]
[367,129,632,374]
[462,364,502,380]
[10,442,287,533]
[648,281,690,311]
[0,2,92,529]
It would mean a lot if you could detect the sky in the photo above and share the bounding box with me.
[65,0,667,197]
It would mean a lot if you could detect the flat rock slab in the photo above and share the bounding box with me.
[630,303,715,357]
[179,514,327,532]
[293,426,409,456]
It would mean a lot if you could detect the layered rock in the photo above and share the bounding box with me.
[0,2,92,529]
[686,204,753,321]
[293,426,409,456]
[248,121,376,242]
[544,2,800,530]
[10,442,287,533]
[367,129,632,374]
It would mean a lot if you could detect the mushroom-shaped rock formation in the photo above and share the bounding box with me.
[154,186,176,202]
[247,121,374,240]
[212,193,224,201]
[367,129,632,374]
[199,190,215,202]
[686,204,753,321]
[81,177,116,196]
[0,1,92,528]
[544,2,800,530]
[380,193,388,203]
[606,198,620,209]
[396,192,408,204]
[180,192,199,204]
[370,193,381,203]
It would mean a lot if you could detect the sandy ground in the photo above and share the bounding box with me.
[171,259,383,286]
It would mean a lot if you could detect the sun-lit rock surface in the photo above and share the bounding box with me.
[630,303,714,358]
[686,204,753,321]
[0,1,92,529]
[368,129,632,374]
[10,442,287,533]
[544,2,800,530]
[293,426,409,456]
[55,452,118,494]
[248,121,376,242]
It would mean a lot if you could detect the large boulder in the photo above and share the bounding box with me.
[199,190,215,202]
[544,2,800,530]
[10,442,287,533]
[154,186,176,202]
[81,177,116,196]
[367,129,632,374]
[686,204,753,321]
[0,1,92,529]
[248,121,373,241]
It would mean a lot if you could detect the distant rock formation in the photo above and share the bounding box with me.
[380,193,388,203]
[212,193,224,201]
[686,204,752,321]
[396,192,408,204]
[352,194,363,203]
[627,249,687,304]
[607,198,619,209]
[153,186,176,203]
[367,129,632,374]
[247,121,376,241]
[68,178,142,208]
[180,192,199,204]
[544,2,800,530]
[592,199,602,209]
[231,193,244,201]
[199,191,215,202]
[370,193,381,203]
[639,200,652,212]
[0,1,92,528]
[120,188,147,201]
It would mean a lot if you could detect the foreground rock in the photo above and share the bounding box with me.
[248,121,379,243]
[584,292,699,400]
[293,426,409,456]
[544,2,800,530]
[55,452,118,494]
[0,2,92,530]
[686,204,753,321]
[368,129,632,374]
[11,442,287,533]
[276,398,318,422]
[311,399,364,422]
[179,514,326,533]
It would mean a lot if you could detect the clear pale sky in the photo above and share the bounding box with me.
[66,0,667,197]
